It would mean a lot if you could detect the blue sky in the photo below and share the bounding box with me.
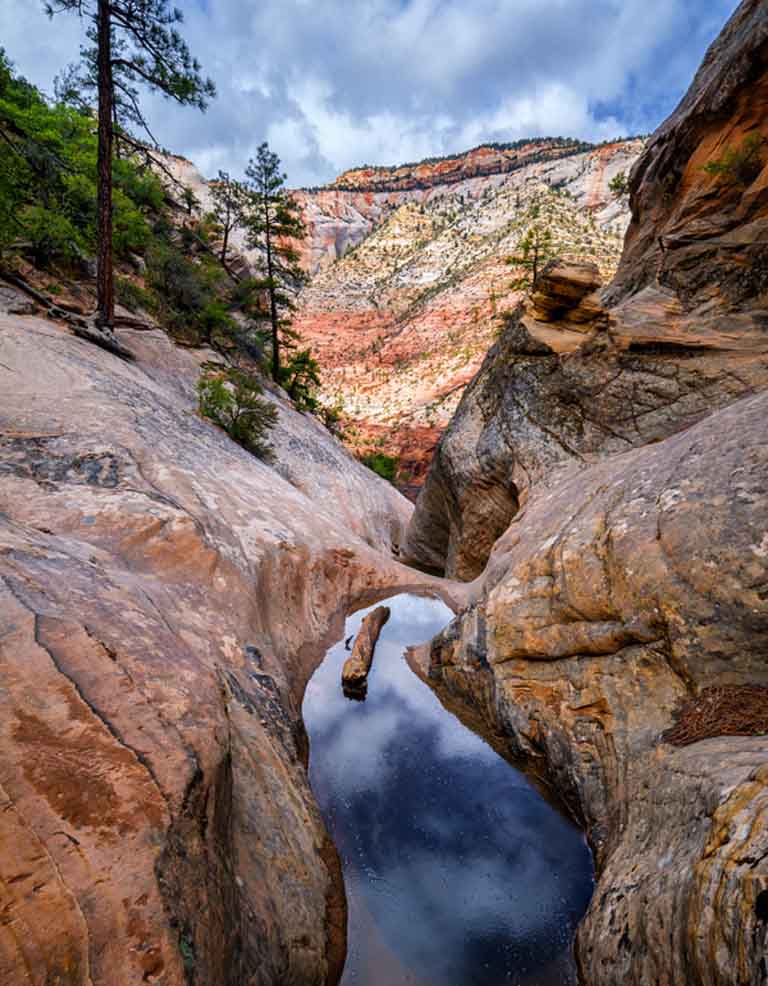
[1,0,741,186]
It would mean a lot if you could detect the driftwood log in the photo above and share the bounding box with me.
[342,606,390,696]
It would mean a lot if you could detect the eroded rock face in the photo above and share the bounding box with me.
[0,314,454,986]
[405,0,768,580]
[417,391,768,986]
[403,2,768,981]
[294,142,640,492]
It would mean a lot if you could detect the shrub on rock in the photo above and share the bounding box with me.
[197,366,277,459]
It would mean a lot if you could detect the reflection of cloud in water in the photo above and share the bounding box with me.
[303,594,594,986]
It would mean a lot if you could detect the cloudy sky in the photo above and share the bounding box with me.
[2,0,740,186]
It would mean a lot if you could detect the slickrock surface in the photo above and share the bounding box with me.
[404,1,768,982]
[293,140,641,483]
[416,390,768,986]
[0,314,459,986]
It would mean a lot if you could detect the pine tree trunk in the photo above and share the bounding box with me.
[96,0,114,329]
[264,209,280,382]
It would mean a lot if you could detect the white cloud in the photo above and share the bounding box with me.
[2,0,742,186]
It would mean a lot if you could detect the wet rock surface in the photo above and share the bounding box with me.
[0,314,456,986]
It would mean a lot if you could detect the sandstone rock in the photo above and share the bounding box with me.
[405,0,768,581]
[0,314,459,986]
[528,259,603,323]
[418,390,768,986]
[0,284,37,316]
[402,2,768,982]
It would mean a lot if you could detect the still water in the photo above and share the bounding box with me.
[302,594,594,986]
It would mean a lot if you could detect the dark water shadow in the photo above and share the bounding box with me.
[303,593,594,986]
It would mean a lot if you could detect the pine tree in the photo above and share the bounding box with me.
[280,348,321,412]
[508,205,555,290]
[209,170,247,265]
[243,142,307,382]
[44,0,215,330]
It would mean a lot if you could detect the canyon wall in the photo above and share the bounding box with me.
[406,0,768,982]
[162,137,640,492]
[0,309,454,986]
[293,139,641,489]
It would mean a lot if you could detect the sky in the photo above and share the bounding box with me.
[0,0,741,187]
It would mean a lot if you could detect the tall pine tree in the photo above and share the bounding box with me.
[44,0,214,330]
[243,143,306,382]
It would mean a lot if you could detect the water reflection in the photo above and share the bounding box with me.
[303,594,594,986]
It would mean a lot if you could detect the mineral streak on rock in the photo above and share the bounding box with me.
[341,605,391,696]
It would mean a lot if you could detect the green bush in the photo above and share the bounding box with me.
[0,49,167,267]
[609,171,628,197]
[279,348,321,412]
[21,204,85,265]
[115,275,156,313]
[360,452,398,483]
[197,365,277,459]
[703,133,766,187]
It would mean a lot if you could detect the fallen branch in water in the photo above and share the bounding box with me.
[342,606,390,698]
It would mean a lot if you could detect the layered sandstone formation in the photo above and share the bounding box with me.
[404,0,768,982]
[158,139,640,490]
[0,310,456,986]
[294,140,641,486]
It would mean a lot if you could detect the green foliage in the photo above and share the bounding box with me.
[0,48,159,265]
[703,133,766,187]
[318,393,346,436]
[508,213,555,289]
[48,0,215,145]
[197,365,277,459]
[360,452,398,483]
[609,170,628,197]
[207,170,247,263]
[179,934,195,974]
[243,142,308,381]
[278,348,321,412]
[145,241,233,344]
[115,274,155,313]
[21,205,85,265]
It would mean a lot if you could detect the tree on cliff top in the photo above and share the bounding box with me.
[243,142,307,382]
[44,0,215,330]
[508,206,555,290]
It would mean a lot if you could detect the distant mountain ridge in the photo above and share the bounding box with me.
[315,137,598,193]
[293,137,644,491]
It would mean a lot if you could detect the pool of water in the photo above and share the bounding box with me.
[302,594,594,986]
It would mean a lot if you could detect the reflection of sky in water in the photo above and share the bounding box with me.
[303,594,594,986]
